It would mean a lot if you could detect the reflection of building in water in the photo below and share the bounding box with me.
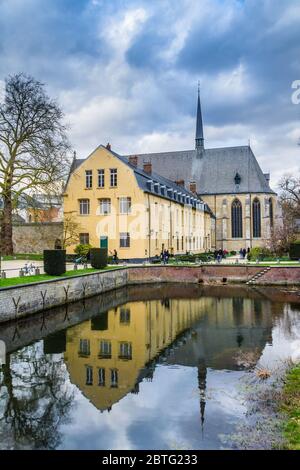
[63,295,273,414]
[64,297,213,411]
[167,296,273,370]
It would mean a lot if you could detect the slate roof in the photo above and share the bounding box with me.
[68,146,213,215]
[124,145,276,196]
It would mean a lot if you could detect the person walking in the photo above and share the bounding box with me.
[242,248,246,259]
[112,249,118,265]
[239,248,243,259]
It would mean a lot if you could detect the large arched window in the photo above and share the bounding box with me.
[269,198,274,228]
[231,199,243,238]
[252,198,261,238]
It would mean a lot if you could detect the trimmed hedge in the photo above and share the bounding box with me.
[289,241,300,260]
[44,250,66,276]
[90,248,108,269]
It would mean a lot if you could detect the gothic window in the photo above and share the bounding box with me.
[269,198,274,228]
[252,198,261,238]
[231,199,243,238]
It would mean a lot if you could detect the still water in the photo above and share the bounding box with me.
[0,284,299,450]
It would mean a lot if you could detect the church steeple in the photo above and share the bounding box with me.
[195,83,204,151]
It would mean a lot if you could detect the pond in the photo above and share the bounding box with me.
[0,284,299,450]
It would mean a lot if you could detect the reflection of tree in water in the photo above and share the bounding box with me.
[0,341,74,449]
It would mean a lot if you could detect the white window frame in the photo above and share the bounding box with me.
[85,170,93,189]
[111,369,118,387]
[110,168,117,187]
[119,197,132,214]
[79,199,90,215]
[98,169,105,188]
[99,198,111,215]
[86,366,93,385]
[98,368,105,386]
[99,340,112,357]
[120,232,130,248]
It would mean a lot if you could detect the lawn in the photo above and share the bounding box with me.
[0,266,124,288]
[1,253,44,261]
[281,364,300,450]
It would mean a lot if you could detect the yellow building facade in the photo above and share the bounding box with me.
[63,145,213,259]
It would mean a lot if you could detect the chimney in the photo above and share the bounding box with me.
[129,155,138,167]
[143,162,152,174]
[106,142,111,150]
[175,179,185,187]
[189,181,197,194]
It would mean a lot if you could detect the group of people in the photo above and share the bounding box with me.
[214,249,228,263]
[239,247,250,259]
[214,247,250,263]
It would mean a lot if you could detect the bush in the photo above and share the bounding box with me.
[230,250,237,256]
[247,246,273,261]
[289,241,300,260]
[173,252,214,263]
[74,244,92,257]
[44,250,66,275]
[90,248,108,269]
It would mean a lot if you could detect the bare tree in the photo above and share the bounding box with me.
[62,211,81,249]
[0,73,71,254]
[278,173,300,219]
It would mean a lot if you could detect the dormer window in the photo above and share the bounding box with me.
[147,180,153,191]
[234,172,241,185]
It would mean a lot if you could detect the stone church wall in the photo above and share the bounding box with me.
[202,193,277,251]
[12,222,63,254]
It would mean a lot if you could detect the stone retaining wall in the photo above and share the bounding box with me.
[0,265,299,324]
[12,222,63,253]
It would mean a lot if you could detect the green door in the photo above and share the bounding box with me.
[100,236,108,249]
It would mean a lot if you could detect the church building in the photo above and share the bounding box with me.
[125,90,277,252]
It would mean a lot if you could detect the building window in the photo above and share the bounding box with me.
[269,198,274,228]
[79,233,89,245]
[231,199,243,238]
[120,232,130,248]
[98,169,105,188]
[253,198,261,238]
[119,342,132,360]
[119,197,131,214]
[98,368,105,386]
[99,198,111,215]
[120,308,130,324]
[79,339,90,356]
[111,369,118,388]
[110,168,117,187]
[85,170,92,189]
[86,366,93,385]
[99,340,112,358]
[79,199,90,215]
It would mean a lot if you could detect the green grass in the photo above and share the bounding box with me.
[1,253,44,261]
[281,364,300,450]
[0,266,123,288]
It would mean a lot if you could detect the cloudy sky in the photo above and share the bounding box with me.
[0,0,299,186]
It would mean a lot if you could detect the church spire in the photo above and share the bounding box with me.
[195,82,204,151]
